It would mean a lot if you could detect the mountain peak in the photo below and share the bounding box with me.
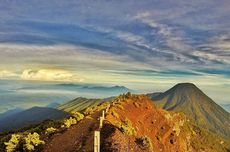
[174,82,196,88]
[170,83,198,92]
[150,83,230,138]
[162,83,204,99]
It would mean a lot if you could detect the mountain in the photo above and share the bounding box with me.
[55,83,132,93]
[41,94,230,151]
[1,93,229,152]
[147,83,230,138]
[57,97,114,113]
[0,107,70,132]
[0,108,24,121]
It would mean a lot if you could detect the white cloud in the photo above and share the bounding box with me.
[134,12,191,51]
[0,70,17,78]
[21,69,84,82]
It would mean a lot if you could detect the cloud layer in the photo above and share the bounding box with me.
[0,0,229,103]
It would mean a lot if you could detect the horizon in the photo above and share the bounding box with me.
[0,1,229,107]
[0,79,229,114]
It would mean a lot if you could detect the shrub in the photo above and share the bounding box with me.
[23,132,45,151]
[136,136,153,150]
[4,132,45,152]
[45,127,57,135]
[113,118,136,136]
[173,119,185,136]
[63,117,77,128]
[125,92,132,98]
[72,112,84,121]
[4,134,22,152]
[111,111,119,119]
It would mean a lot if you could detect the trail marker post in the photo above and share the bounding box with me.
[102,110,105,119]
[99,117,103,129]
[94,131,100,152]
[94,105,111,152]
[105,105,110,113]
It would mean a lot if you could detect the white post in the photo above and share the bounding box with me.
[102,110,105,119]
[105,105,110,113]
[94,131,100,152]
[99,117,103,129]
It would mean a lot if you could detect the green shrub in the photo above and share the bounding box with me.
[4,134,22,152]
[45,127,57,135]
[23,132,45,151]
[62,117,77,128]
[111,111,119,119]
[4,132,45,152]
[113,118,136,136]
[72,112,84,121]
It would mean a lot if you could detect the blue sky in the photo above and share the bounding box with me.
[0,0,229,103]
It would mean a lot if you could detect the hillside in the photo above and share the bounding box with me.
[0,108,24,121]
[1,91,229,151]
[0,107,70,132]
[57,97,114,113]
[17,93,228,152]
[148,83,230,138]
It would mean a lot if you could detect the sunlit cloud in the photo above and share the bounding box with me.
[0,70,18,79]
[0,0,229,104]
[20,69,84,82]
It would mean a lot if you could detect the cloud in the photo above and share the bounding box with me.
[0,70,18,78]
[195,34,230,64]
[134,12,191,50]
[21,69,84,82]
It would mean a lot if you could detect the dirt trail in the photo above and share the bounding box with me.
[42,110,102,152]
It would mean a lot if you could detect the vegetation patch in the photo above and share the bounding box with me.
[62,117,77,128]
[4,132,44,152]
[23,132,45,151]
[84,102,110,115]
[111,110,119,119]
[72,112,84,121]
[4,134,21,152]
[45,127,57,136]
[136,135,153,150]
[113,118,136,136]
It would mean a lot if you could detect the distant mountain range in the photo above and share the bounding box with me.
[1,83,229,141]
[220,104,230,112]
[0,107,69,132]
[0,108,24,121]
[0,80,132,114]
[147,83,230,138]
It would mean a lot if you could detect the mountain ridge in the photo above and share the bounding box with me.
[148,83,230,138]
[42,94,230,152]
[0,107,70,132]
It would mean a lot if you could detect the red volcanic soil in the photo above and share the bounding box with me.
[101,94,188,152]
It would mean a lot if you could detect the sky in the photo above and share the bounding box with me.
[0,0,229,103]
